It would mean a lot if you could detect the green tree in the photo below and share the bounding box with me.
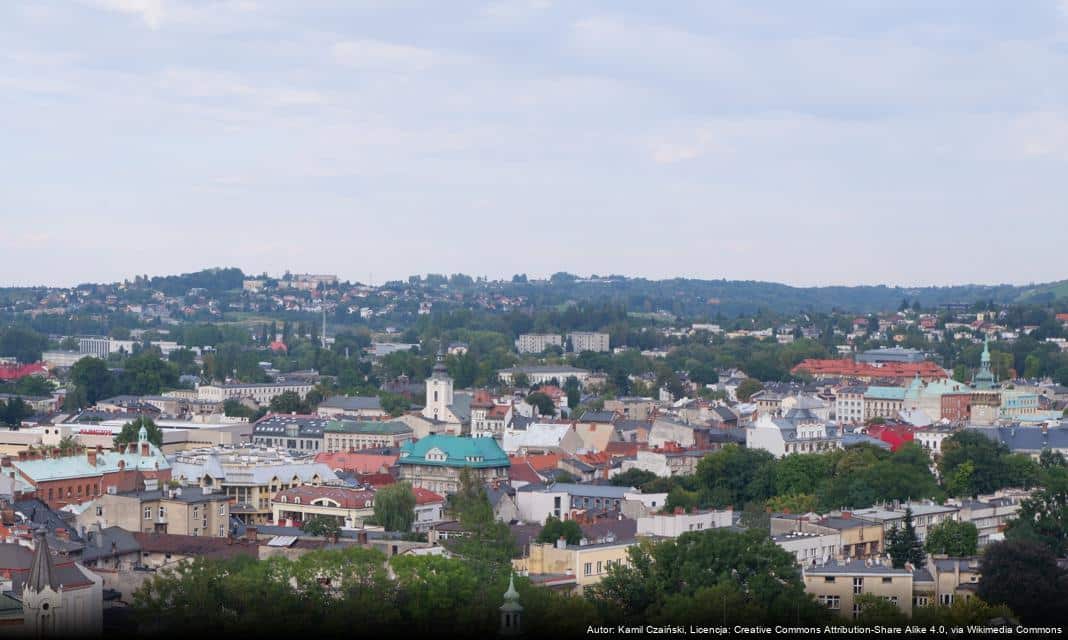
[119,350,180,395]
[301,515,341,538]
[978,539,1068,623]
[113,416,163,449]
[564,375,581,410]
[610,468,658,488]
[854,593,908,625]
[885,509,925,568]
[587,529,829,626]
[536,516,583,545]
[924,519,979,557]
[735,378,764,401]
[0,398,33,427]
[68,356,113,407]
[0,327,48,363]
[1005,464,1068,555]
[525,391,555,417]
[269,391,310,414]
[377,391,409,417]
[373,482,417,532]
[14,375,52,396]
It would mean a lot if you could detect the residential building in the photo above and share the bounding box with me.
[520,538,635,594]
[745,408,843,458]
[503,423,583,456]
[836,386,867,424]
[855,348,927,364]
[315,396,386,419]
[514,483,666,523]
[773,529,842,567]
[636,508,733,537]
[804,559,914,619]
[498,365,590,387]
[322,420,413,452]
[602,397,656,421]
[864,386,906,421]
[950,490,1028,548]
[791,359,947,383]
[412,487,446,532]
[75,488,234,537]
[251,414,328,452]
[397,435,510,495]
[852,502,959,542]
[271,486,376,528]
[515,334,563,354]
[567,332,610,353]
[169,447,339,524]
[196,382,315,405]
[5,428,171,509]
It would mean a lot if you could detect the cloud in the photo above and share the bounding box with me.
[331,39,452,72]
[1010,111,1068,157]
[81,0,165,29]
[480,0,552,23]
[156,68,328,107]
[79,0,259,30]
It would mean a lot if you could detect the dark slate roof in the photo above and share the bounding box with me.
[319,395,382,411]
[81,526,140,564]
[447,392,473,424]
[12,499,81,542]
[971,426,1068,452]
[710,406,738,422]
[253,414,329,437]
[28,530,59,592]
[579,411,617,423]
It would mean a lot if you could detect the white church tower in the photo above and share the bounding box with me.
[23,529,62,637]
[423,347,453,421]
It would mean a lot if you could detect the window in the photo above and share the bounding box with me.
[144,507,152,520]
[96,506,103,517]
[824,576,836,583]
[852,604,862,619]
[584,562,592,576]
[818,595,841,610]
[853,577,863,594]
[882,577,892,584]
[940,594,953,605]
[596,561,603,574]
[158,506,166,519]
[913,596,929,608]
[886,596,898,606]
[193,528,199,537]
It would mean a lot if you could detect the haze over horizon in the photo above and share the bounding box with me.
[3,1,1067,287]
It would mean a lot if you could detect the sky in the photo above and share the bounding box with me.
[2,1,1067,289]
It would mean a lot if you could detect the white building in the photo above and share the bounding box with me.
[773,530,842,566]
[745,409,843,458]
[567,332,610,353]
[498,365,590,387]
[16,531,103,637]
[422,351,454,422]
[636,509,733,537]
[515,334,563,354]
[196,381,315,405]
[503,423,583,455]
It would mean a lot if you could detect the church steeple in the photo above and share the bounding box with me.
[499,572,523,637]
[27,529,58,593]
[973,334,996,390]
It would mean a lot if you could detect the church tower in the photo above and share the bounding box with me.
[499,573,523,637]
[23,529,62,637]
[423,347,454,421]
[973,334,996,390]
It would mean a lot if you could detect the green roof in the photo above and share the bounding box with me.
[863,386,906,401]
[398,435,510,469]
[324,420,412,435]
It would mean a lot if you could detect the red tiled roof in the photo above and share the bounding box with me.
[509,453,561,471]
[791,359,947,380]
[508,461,544,484]
[356,472,396,488]
[865,424,916,452]
[0,363,48,381]
[269,341,288,352]
[412,487,445,505]
[315,451,397,474]
[605,442,645,457]
[132,532,259,560]
[273,486,375,509]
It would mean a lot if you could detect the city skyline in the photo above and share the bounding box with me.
[3,1,1067,287]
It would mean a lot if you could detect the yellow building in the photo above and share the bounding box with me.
[76,488,234,537]
[519,539,634,594]
[803,559,914,619]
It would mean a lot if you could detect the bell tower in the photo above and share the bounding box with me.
[423,347,454,421]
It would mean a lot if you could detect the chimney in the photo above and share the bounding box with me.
[841,511,852,520]
[556,536,567,550]
[245,526,258,542]
[87,448,98,466]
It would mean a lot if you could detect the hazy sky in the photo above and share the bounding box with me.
[2,1,1067,288]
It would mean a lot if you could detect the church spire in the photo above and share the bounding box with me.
[499,572,523,637]
[973,333,996,390]
[27,529,59,593]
